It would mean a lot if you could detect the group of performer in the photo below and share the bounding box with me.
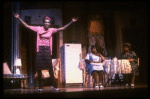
[14,13,139,91]
[85,43,139,89]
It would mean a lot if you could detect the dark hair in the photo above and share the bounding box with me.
[91,45,97,51]
[123,43,131,49]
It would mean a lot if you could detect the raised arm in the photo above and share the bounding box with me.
[13,12,30,29]
[97,53,105,61]
[57,17,78,31]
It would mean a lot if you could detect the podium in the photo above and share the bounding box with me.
[61,44,83,86]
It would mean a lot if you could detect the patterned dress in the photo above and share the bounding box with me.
[119,51,139,75]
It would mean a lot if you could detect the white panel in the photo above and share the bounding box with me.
[64,44,83,84]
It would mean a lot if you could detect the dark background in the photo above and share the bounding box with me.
[3,2,148,85]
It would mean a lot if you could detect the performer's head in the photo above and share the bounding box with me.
[91,45,97,54]
[43,16,51,30]
[123,43,131,52]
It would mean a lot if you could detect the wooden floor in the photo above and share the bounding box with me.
[3,84,148,98]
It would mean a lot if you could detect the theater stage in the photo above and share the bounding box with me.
[3,84,148,98]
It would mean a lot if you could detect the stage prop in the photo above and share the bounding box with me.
[61,44,83,86]
[103,58,132,87]
[79,57,132,87]
[14,59,22,75]
[87,15,107,56]
[79,59,91,87]
[3,62,27,89]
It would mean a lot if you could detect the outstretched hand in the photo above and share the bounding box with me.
[13,12,19,18]
[72,17,78,22]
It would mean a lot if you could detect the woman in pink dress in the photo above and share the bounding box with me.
[14,13,77,91]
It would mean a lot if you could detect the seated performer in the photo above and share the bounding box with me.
[14,13,77,91]
[119,43,139,87]
[85,45,105,89]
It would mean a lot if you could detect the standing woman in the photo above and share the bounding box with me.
[85,45,105,89]
[14,13,77,91]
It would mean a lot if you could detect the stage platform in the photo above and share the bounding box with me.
[3,84,148,98]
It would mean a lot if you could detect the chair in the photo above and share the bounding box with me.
[3,62,28,89]
[3,62,12,75]
[80,60,105,88]
[138,58,139,66]
[79,60,92,87]
[135,58,140,76]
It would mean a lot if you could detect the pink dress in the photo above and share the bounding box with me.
[29,26,57,55]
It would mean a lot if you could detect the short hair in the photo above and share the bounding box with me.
[123,43,131,49]
[43,16,51,23]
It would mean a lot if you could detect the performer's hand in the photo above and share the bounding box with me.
[128,59,134,62]
[72,17,78,22]
[96,53,102,56]
[13,12,19,18]
[96,53,100,56]
[97,52,105,61]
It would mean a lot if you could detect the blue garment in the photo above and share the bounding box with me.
[85,53,104,74]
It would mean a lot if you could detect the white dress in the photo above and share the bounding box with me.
[85,53,103,74]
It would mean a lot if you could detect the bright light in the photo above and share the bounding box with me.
[14,59,22,66]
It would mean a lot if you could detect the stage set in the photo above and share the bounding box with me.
[3,2,148,98]
[3,51,148,98]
